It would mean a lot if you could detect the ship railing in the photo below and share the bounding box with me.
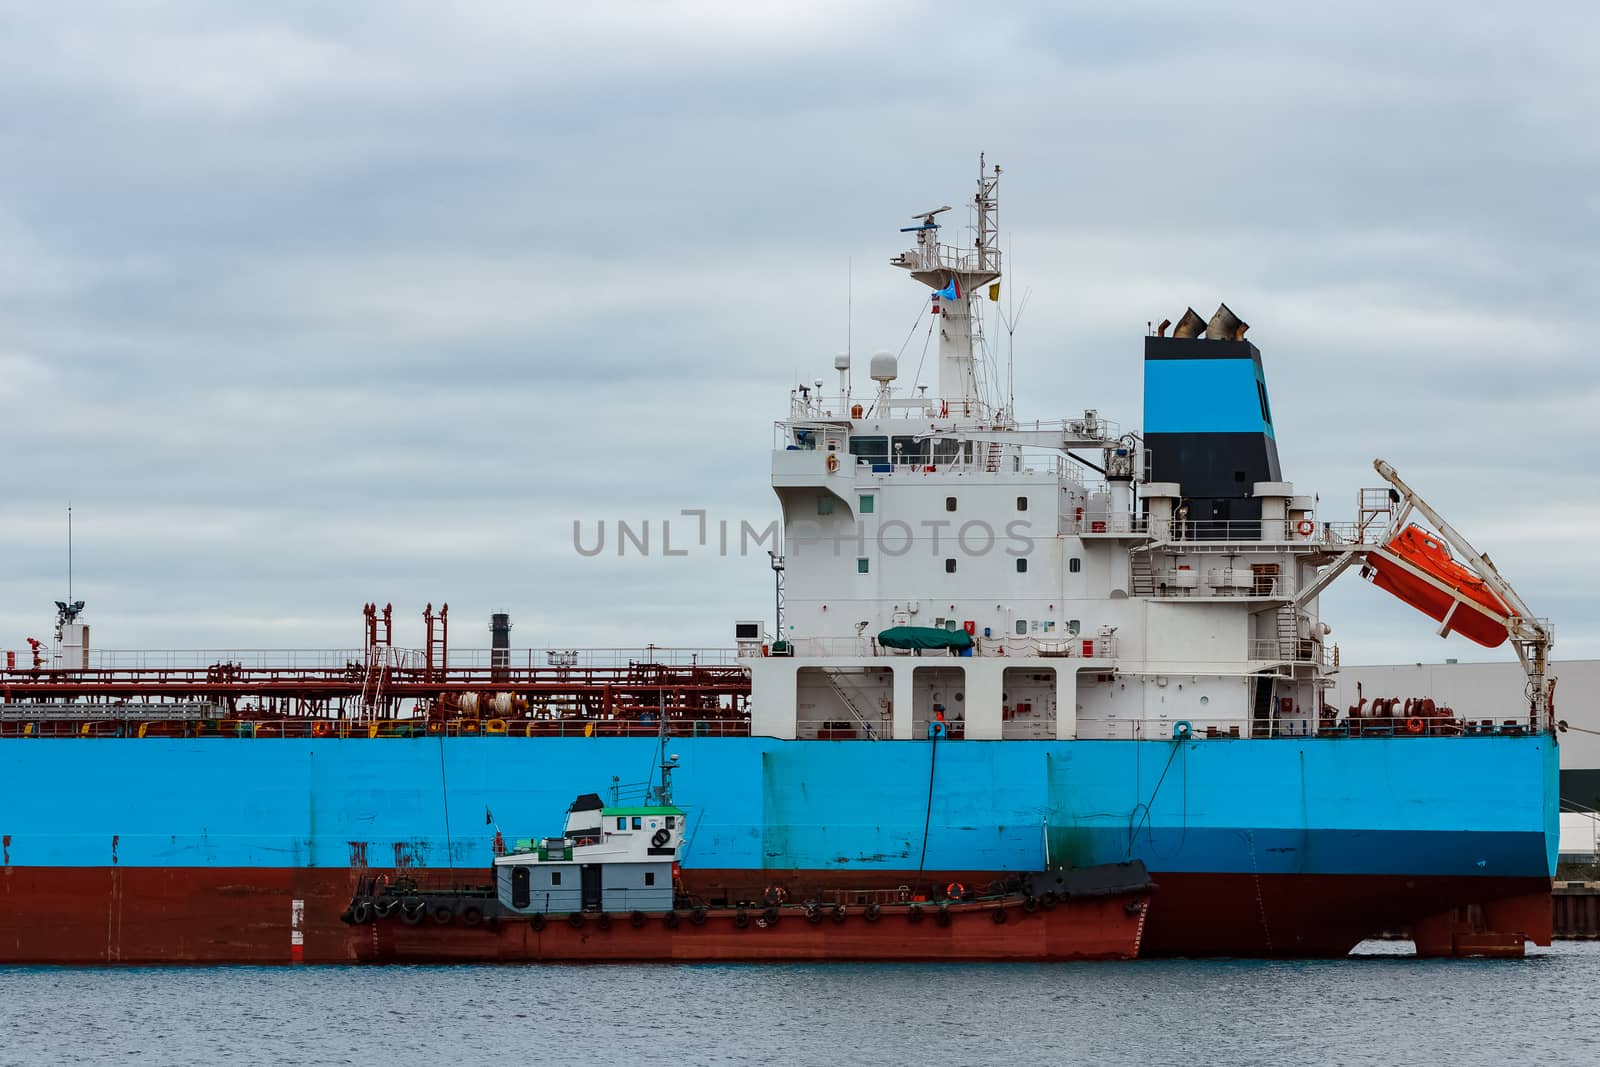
[84,648,373,670]
[442,647,742,669]
[1069,514,1150,536]
[1320,520,1392,546]
[1246,639,1333,667]
[1150,572,1285,598]
[796,716,894,741]
[0,715,754,740]
[1138,519,1311,543]
[779,635,1116,659]
[1085,712,1551,741]
[60,646,744,672]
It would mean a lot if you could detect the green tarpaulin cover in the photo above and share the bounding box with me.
[876,626,974,651]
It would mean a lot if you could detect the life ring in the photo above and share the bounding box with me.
[826,453,839,472]
[945,882,966,900]
[1405,717,1426,735]
[651,829,672,849]
[1296,519,1315,536]
[763,886,788,906]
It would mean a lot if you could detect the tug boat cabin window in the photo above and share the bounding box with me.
[616,817,627,830]
[645,872,656,886]
[632,817,642,830]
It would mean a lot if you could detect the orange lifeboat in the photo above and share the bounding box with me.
[1367,524,1510,648]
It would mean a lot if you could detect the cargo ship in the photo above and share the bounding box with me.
[0,160,1559,962]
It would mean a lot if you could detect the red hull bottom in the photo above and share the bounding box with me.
[352,897,1147,963]
[0,866,1551,963]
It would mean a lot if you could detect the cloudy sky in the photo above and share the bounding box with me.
[1,1,1596,665]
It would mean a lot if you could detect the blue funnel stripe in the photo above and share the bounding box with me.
[1145,357,1275,439]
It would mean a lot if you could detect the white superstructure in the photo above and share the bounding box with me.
[744,160,1351,744]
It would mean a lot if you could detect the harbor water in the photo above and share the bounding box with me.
[2,942,1595,1066]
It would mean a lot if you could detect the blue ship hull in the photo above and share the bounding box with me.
[0,734,1559,960]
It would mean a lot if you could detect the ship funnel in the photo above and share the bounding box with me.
[1205,303,1248,341]
[1172,308,1206,339]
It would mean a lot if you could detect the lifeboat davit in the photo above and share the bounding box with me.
[1366,524,1510,648]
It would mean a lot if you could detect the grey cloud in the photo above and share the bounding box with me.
[2,1,1596,663]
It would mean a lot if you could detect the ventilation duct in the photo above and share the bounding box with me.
[1205,303,1249,341]
[1172,308,1206,339]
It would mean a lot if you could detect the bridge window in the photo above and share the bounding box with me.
[858,558,870,574]
[892,436,930,465]
[666,816,676,829]
[859,495,874,514]
[1016,558,1028,573]
[1069,557,1081,573]
[945,558,957,573]
[850,436,888,462]
[1016,619,1028,635]
[1017,496,1028,511]
[945,496,957,512]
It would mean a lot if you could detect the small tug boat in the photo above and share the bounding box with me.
[342,755,1155,963]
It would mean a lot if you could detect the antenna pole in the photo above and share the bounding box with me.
[67,503,73,604]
